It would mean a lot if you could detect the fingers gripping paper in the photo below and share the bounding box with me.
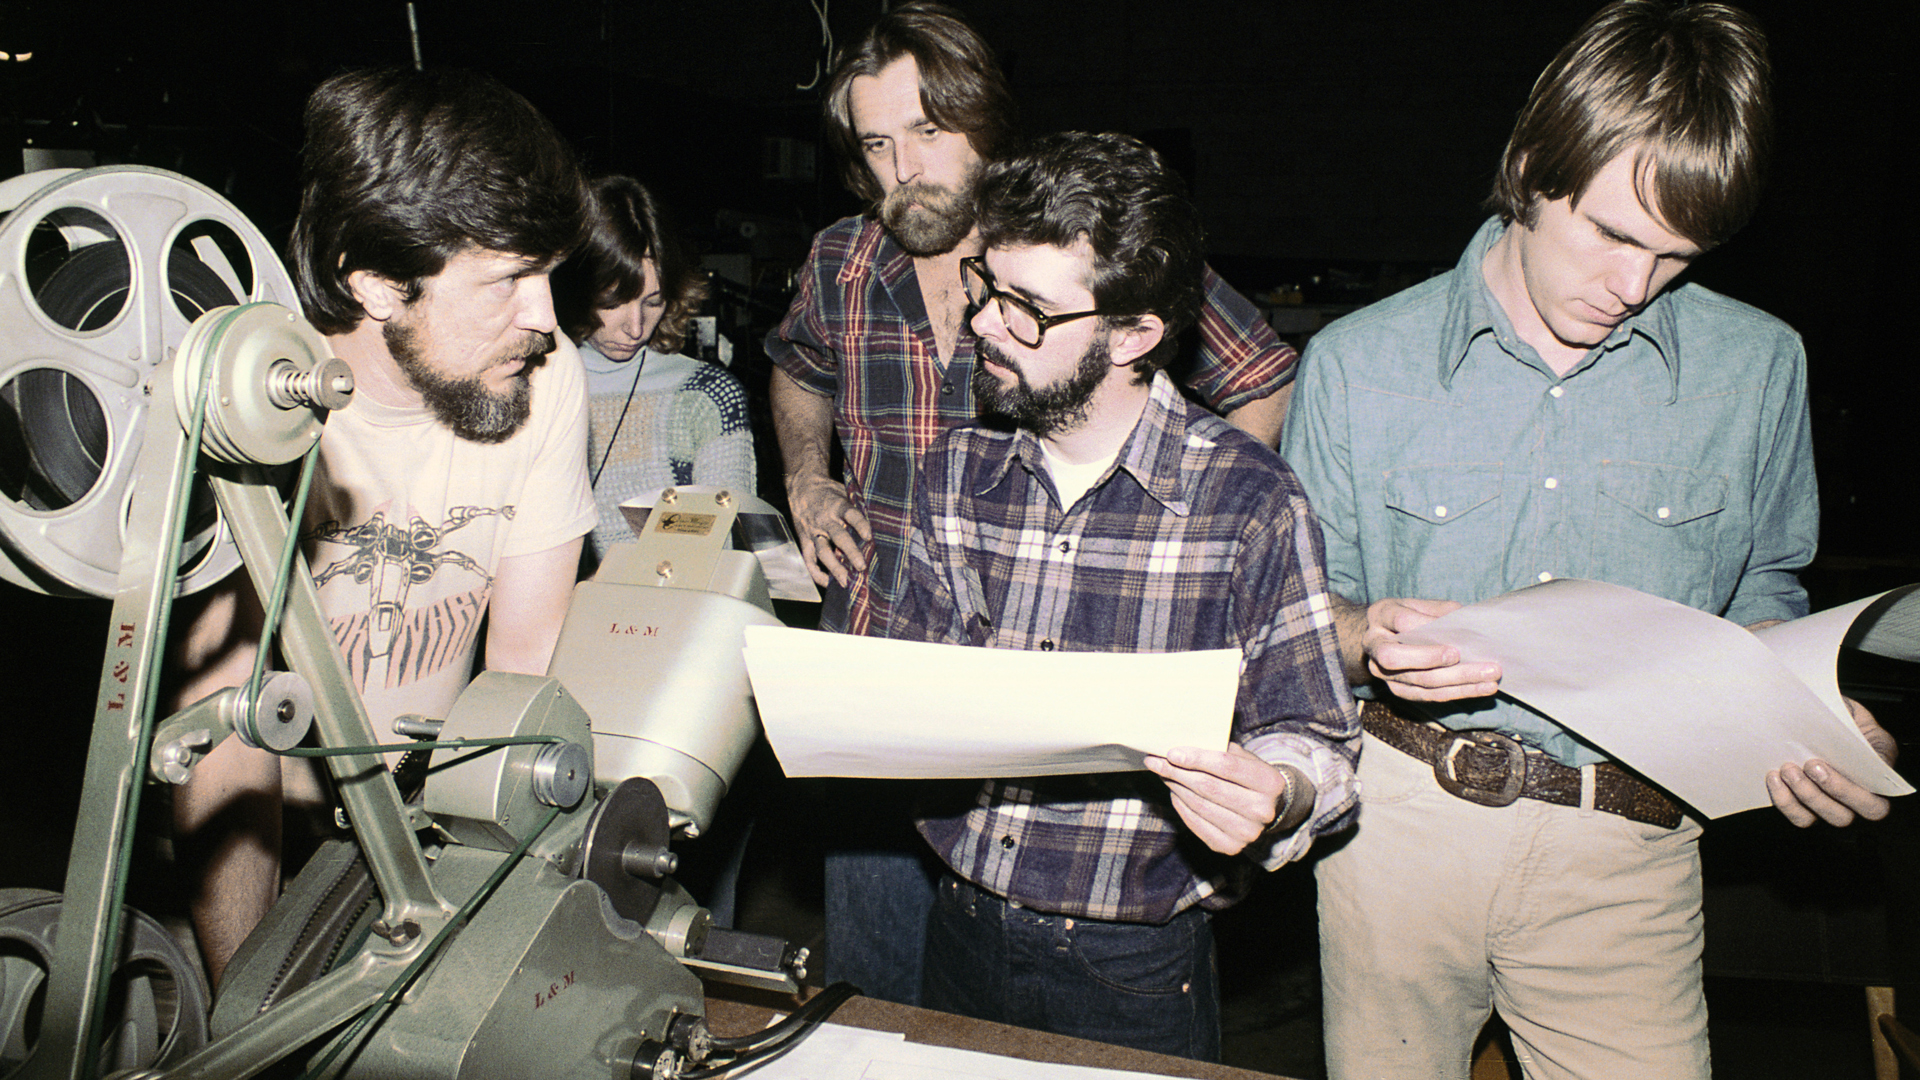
[1398,578,1918,817]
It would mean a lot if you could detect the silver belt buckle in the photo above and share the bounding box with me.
[1433,729,1527,807]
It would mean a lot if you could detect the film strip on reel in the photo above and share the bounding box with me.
[0,166,303,597]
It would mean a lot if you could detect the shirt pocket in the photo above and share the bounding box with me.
[955,561,996,646]
[1381,463,1503,587]
[1595,461,1728,607]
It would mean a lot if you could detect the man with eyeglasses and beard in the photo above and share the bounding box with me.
[770,0,1293,643]
[766,0,1297,1006]
[171,66,596,987]
[884,132,1356,1059]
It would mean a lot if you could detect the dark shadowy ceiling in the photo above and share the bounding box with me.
[5,2,1897,257]
[2,0,1911,557]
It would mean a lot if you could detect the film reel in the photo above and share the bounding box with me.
[0,166,303,597]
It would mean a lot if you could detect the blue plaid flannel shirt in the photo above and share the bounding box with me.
[890,373,1359,923]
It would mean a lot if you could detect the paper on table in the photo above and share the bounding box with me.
[724,1021,901,1080]
[742,625,1240,779]
[858,1033,1199,1080]
[1398,578,1916,818]
[741,1020,1188,1080]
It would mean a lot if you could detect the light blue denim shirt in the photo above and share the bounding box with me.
[1280,218,1818,767]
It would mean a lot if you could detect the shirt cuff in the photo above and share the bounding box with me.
[1241,727,1360,869]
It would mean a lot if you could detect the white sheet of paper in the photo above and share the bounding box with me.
[742,625,1239,779]
[727,1021,901,1080]
[855,1035,1195,1080]
[736,1020,1183,1080]
[1398,579,1916,817]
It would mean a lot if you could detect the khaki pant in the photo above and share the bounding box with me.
[1318,731,1709,1080]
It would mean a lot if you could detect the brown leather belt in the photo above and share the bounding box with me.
[1362,700,1683,829]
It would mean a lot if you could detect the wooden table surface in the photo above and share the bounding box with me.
[705,986,1298,1080]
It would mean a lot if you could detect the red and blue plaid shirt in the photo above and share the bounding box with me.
[888,373,1359,924]
[767,215,1296,637]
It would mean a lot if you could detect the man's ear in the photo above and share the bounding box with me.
[346,270,406,323]
[1106,314,1166,369]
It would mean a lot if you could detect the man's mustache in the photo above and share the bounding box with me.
[977,338,1023,378]
[509,331,556,365]
[886,179,962,213]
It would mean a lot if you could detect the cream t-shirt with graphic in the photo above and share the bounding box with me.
[302,336,596,724]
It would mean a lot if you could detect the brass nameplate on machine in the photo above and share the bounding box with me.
[655,512,717,537]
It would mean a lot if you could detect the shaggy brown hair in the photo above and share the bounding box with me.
[290,66,586,335]
[824,1,1017,207]
[553,176,707,354]
[1489,0,1771,249]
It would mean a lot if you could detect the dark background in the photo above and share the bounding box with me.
[2,0,1911,561]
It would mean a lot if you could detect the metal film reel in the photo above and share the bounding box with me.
[0,166,303,597]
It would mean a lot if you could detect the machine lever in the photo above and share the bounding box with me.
[149,671,314,784]
[391,713,444,739]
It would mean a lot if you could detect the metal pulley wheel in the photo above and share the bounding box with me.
[233,669,318,752]
[0,888,210,1073]
[0,166,307,598]
[577,777,676,925]
[171,302,350,467]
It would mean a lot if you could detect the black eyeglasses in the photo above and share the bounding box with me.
[961,256,1103,349]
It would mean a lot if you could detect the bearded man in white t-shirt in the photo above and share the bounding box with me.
[172,66,597,986]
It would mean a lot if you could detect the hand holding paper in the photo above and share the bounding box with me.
[1396,579,1916,818]
[1355,596,1502,701]
[1145,744,1293,855]
[1767,696,1898,827]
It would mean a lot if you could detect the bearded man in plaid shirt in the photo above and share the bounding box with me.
[885,132,1359,1061]
[765,2,1299,1007]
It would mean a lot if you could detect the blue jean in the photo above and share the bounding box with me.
[821,783,941,1005]
[684,818,751,928]
[923,874,1222,1062]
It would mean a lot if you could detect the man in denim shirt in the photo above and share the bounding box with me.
[1280,3,1898,1077]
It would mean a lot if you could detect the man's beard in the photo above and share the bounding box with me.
[972,333,1111,439]
[384,321,550,444]
[880,173,979,256]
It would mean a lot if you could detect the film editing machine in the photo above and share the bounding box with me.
[0,166,830,1078]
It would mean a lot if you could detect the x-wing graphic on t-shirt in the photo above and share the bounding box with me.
[309,504,509,690]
